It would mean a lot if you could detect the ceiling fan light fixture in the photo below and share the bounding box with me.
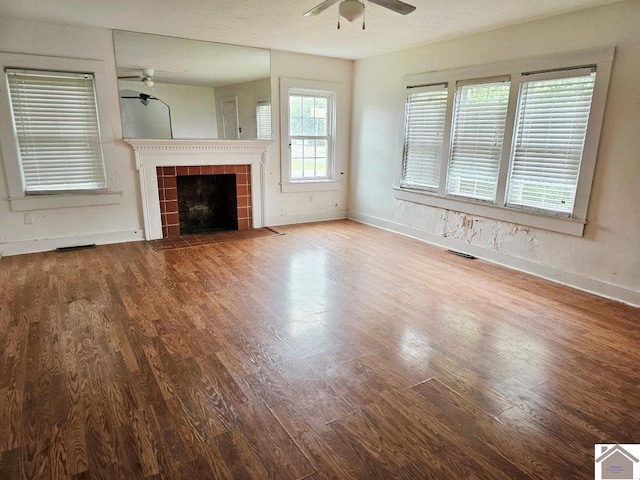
[142,77,154,88]
[339,0,364,22]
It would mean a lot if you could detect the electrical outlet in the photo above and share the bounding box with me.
[308,195,313,203]
[23,213,33,224]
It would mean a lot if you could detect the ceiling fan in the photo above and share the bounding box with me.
[118,68,155,88]
[304,0,416,29]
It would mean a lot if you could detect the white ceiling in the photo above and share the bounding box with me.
[0,0,623,59]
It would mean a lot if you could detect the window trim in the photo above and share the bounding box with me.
[394,47,614,237]
[0,53,120,211]
[279,77,341,193]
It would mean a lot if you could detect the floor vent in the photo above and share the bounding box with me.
[56,244,96,252]
[447,249,476,260]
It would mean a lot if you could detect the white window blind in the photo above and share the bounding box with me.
[256,101,271,140]
[507,70,596,215]
[6,69,107,193]
[401,85,447,190]
[447,80,510,202]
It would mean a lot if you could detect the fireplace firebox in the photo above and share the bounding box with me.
[156,164,252,238]
[177,174,237,234]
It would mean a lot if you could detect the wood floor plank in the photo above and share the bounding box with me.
[0,219,637,479]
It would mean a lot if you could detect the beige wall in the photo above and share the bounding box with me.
[349,1,640,305]
[214,78,270,139]
[266,50,352,225]
[0,18,351,253]
[0,18,144,249]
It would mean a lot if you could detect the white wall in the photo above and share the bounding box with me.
[349,1,640,305]
[0,18,144,252]
[265,51,352,226]
[214,78,270,139]
[120,80,218,138]
[0,17,350,254]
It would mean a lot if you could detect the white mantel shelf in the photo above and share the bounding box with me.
[125,139,272,240]
[126,138,272,154]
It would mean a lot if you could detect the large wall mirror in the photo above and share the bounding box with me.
[113,31,272,140]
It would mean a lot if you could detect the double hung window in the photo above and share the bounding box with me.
[397,48,613,235]
[279,77,342,193]
[6,69,107,193]
[0,53,119,211]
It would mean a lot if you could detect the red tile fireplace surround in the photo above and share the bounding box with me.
[156,164,252,238]
[126,139,269,241]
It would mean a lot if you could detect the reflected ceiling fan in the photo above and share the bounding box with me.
[118,68,155,88]
[304,0,416,29]
[120,93,160,106]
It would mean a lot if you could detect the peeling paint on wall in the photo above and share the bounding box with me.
[393,199,559,266]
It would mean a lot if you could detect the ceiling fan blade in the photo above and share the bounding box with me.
[118,76,141,79]
[368,0,416,15]
[304,0,340,16]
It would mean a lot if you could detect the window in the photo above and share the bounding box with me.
[279,77,341,193]
[6,69,107,193]
[447,79,510,201]
[289,92,331,180]
[401,84,447,190]
[507,70,596,214]
[396,48,613,236]
[256,101,271,140]
[0,53,119,211]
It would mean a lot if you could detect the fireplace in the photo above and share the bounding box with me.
[156,165,252,238]
[126,139,269,241]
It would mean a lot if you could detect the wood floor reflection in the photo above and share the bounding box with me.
[0,219,638,479]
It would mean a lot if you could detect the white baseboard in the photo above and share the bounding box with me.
[349,211,640,308]
[0,229,145,257]
[266,210,347,227]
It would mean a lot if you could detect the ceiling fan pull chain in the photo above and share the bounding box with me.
[362,1,366,29]
[337,7,341,29]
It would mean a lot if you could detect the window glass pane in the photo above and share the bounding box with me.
[507,73,596,214]
[291,138,304,178]
[303,97,315,118]
[290,96,303,135]
[317,118,327,136]
[315,98,328,135]
[315,139,328,177]
[447,81,510,201]
[6,69,107,193]
[303,141,317,177]
[402,87,448,190]
[303,117,315,136]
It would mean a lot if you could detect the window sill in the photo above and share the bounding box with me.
[393,187,586,236]
[9,191,122,211]
[281,180,341,193]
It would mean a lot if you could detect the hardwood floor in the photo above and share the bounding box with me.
[0,219,638,479]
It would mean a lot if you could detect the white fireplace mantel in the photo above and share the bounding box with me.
[126,139,272,240]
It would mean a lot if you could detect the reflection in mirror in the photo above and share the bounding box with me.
[113,30,271,140]
[120,90,172,139]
